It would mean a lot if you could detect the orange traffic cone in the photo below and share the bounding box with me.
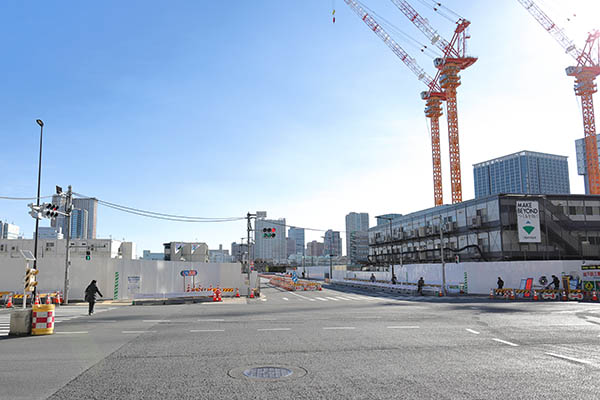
[46,294,51,305]
[6,295,13,308]
[318,285,322,291]
[186,284,190,292]
[34,294,40,305]
[592,291,598,301]
[490,289,494,299]
[212,291,218,302]
[53,293,59,304]
[249,289,255,299]
[438,289,443,297]
[217,289,222,302]
[509,289,515,300]
[561,290,568,301]
[235,288,240,298]
[533,290,539,301]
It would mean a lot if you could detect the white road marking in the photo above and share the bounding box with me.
[290,292,316,301]
[325,297,340,301]
[143,320,170,323]
[260,298,267,302]
[282,297,289,301]
[198,319,225,322]
[323,327,355,330]
[257,328,291,331]
[545,352,593,366]
[466,329,480,335]
[122,330,157,334]
[585,316,600,324]
[387,326,420,329]
[56,331,88,334]
[335,296,354,301]
[84,320,118,323]
[354,316,381,319]
[492,338,519,347]
[190,329,225,333]
[315,297,328,301]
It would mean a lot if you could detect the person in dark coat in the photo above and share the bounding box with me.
[417,277,424,295]
[85,280,103,316]
[551,275,560,290]
[497,277,504,290]
[391,275,397,285]
[370,273,376,283]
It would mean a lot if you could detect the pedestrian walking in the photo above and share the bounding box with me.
[551,275,560,290]
[85,280,103,316]
[370,273,376,283]
[391,275,397,285]
[417,277,424,295]
[497,277,504,290]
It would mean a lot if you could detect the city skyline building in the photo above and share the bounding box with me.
[0,221,20,239]
[52,195,98,239]
[324,229,342,257]
[306,240,324,257]
[473,150,570,198]
[254,218,287,263]
[287,227,305,255]
[345,212,369,265]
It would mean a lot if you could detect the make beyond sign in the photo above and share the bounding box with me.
[517,200,541,243]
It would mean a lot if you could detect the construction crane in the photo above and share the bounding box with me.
[342,0,446,206]
[517,0,600,194]
[390,0,477,204]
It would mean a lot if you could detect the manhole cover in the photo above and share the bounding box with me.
[243,367,293,379]
[229,365,307,381]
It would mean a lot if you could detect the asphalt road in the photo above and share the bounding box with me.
[1,280,600,400]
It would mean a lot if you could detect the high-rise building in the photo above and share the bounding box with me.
[575,135,600,194]
[254,218,286,263]
[0,221,20,239]
[287,227,305,255]
[306,240,324,257]
[473,151,570,198]
[324,230,342,257]
[52,195,98,239]
[345,212,369,265]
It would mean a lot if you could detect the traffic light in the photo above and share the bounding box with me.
[42,203,60,219]
[85,251,91,261]
[263,227,276,238]
[27,203,42,219]
[24,268,39,292]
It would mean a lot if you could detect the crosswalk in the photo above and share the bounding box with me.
[0,306,113,337]
[263,291,437,304]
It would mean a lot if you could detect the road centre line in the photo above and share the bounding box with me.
[56,331,88,334]
[190,329,225,333]
[84,320,117,323]
[466,329,480,335]
[323,327,355,330]
[545,352,593,366]
[257,328,291,331]
[492,338,519,347]
[198,319,225,322]
[387,326,419,329]
[122,330,157,334]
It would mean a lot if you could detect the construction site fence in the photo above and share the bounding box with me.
[331,278,448,295]
[2,291,63,307]
[490,288,597,301]
[268,275,322,291]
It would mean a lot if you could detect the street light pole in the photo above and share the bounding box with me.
[33,119,44,274]
[439,216,447,296]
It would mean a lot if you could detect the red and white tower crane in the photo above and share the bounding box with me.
[390,0,477,204]
[342,0,446,206]
[517,0,600,194]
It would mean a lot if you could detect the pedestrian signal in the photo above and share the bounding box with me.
[85,251,91,261]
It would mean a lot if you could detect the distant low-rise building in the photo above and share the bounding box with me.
[38,227,64,240]
[0,238,136,260]
[0,221,20,239]
[209,244,233,263]
[141,250,164,260]
[163,242,209,262]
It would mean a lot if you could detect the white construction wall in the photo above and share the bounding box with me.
[0,257,247,300]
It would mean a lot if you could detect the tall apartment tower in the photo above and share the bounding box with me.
[287,227,305,256]
[52,195,98,239]
[575,135,600,194]
[324,229,342,257]
[254,218,287,263]
[345,212,369,265]
[473,151,570,198]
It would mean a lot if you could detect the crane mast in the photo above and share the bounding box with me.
[517,0,600,194]
[343,0,446,206]
[391,0,476,204]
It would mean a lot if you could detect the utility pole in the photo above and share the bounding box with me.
[33,119,44,299]
[439,216,447,296]
[247,213,252,296]
[63,185,73,304]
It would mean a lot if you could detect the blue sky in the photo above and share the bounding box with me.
[1,0,599,253]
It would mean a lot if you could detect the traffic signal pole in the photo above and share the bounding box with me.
[247,213,251,296]
[32,119,44,300]
[63,186,73,304]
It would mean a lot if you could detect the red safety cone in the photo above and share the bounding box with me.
[249,290,255,299]
[592,291,598,302]
[34,294,40,305]
[490,289,494,299]
[235,288,240,298]
[318,285,322,291]
[217,289,222,302]
[212,290,218,302]
[438,289,443,297]
[509,290,515,300]
[46,294,51,305]
[561,290,568,301]
[6,295,13,308]
[533,290,539,301]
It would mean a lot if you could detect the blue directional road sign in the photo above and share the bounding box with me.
[292,271,298,283]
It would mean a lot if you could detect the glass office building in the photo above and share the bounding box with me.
[369,194,600,264]
[473,151,570,198]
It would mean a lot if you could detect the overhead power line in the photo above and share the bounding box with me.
[0,195,54,200]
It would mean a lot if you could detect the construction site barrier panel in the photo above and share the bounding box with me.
[31,304,55,336]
